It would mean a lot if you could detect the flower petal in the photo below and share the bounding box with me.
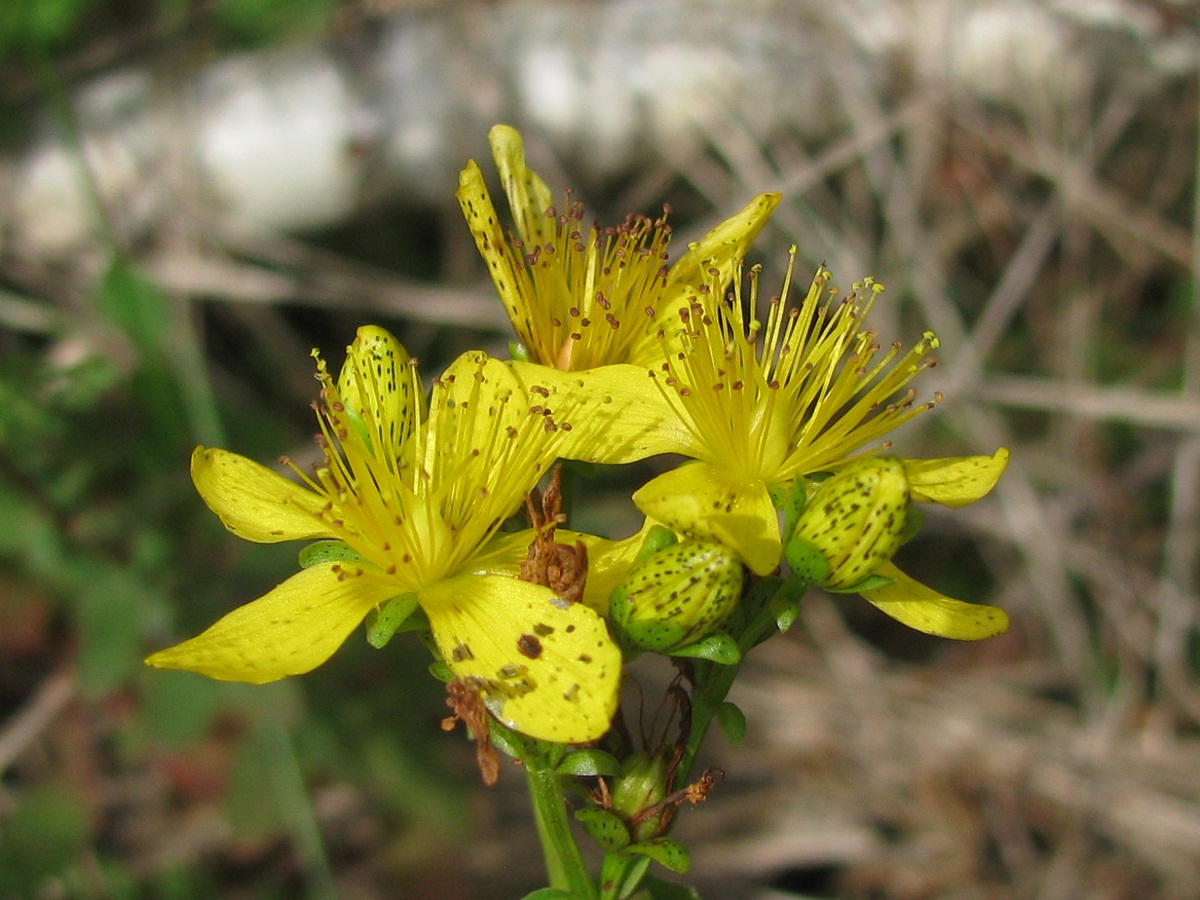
[510,361,697,464]
[456,160,537,355]
[633,462,780,575]
[666,192,780,290]
[629,193,781,366]
[145,563,396,682]
[576,522,658,615]
[903,448,1009,508]
[191,447,331,543]
[423,574,621,743]
[859,561,1009,639]
[489,124,556,247]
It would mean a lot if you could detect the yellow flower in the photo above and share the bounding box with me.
[146,326,626,743]
[456,124,779,369]
[787,454,1010,639]
[629,249,963,575]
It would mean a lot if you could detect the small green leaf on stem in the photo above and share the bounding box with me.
[715,701,747,747]
[626,838,690,874]
[669,633,740,665]
[576,808,631,852]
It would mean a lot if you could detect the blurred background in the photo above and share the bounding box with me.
[1,0,1199,897]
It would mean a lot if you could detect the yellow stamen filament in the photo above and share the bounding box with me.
[651,247,941,483]
[285,350,573,596]
[481,193,675,369]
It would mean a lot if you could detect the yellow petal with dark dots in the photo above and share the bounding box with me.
[903,449,1009,507]
[489,124,556,248]
[456,161,538,358]
[510,360,693,464]
[859,562,1009,640]
[423,574,621,743]
[145,563,396,682]
[663,192,781,294]
[336,325,421,457]
[632,462,781,576]
[190,447,330,543]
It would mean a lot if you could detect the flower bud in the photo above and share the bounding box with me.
[787,457,910,591]
[611,752,670,841]
[611,539,743,653]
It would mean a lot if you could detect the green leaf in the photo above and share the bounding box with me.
[715,701,747,748]
[520,890,576,900]
[557,749,621,778]
[636,873,702,899]
[575,808,631,852]
[626,838,690,874]
[488,719,546,764]
[365,593,420,648]
[668,633,740,665]
[298,540,364,568]
[768,576,805,632]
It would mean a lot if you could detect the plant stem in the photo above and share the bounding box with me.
[525,763,597,898]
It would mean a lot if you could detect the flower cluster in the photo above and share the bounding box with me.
[147,124,1010,890]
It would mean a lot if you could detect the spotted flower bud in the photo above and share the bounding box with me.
[611,539,743,653]
[787,456,910,591]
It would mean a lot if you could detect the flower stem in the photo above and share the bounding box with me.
[525,762,597,898]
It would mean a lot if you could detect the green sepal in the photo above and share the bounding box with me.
[770,476,809,543]
[715,701,747,748]
[557,749,621,778]
[900,505,925,544]
[603,852,652,899]
[783,534,829,584]
[365,593,420,648]
[622,618,690,654]
[298,540,364,568]
[427,660,455,683]
[824,572,896,594]
[636,525,678,562]
[576,808,631,852]
[667,632,741,665]
[626,837,690,874]
[508,341,531,362]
